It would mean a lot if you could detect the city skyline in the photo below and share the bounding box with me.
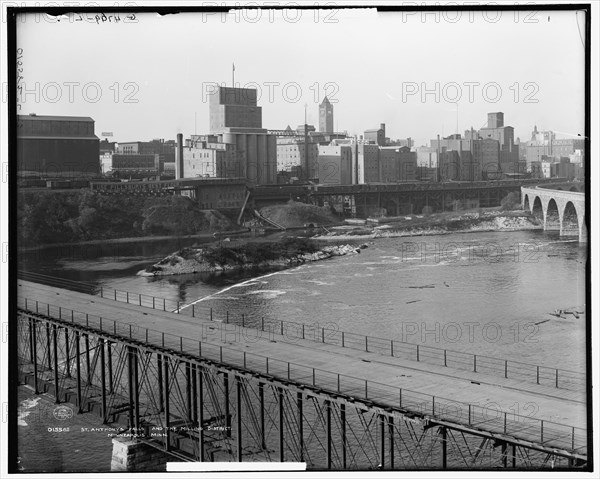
[15,7,586,146]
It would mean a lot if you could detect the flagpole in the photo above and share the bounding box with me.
[232,63,235,87]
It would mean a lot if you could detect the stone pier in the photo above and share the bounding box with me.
[111,437,174,471]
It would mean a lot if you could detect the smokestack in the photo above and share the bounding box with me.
[437,134,441,183]
[176,133,184,179]
[304,107,309,180]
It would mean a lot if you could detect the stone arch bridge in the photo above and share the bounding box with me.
[521,183,587,242]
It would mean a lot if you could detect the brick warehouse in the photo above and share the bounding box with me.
[17,114,100,178]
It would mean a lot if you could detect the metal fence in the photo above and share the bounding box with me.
[18,296,587,456]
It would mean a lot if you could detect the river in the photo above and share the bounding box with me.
[17,228,587,471]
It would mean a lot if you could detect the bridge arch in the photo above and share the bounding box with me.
[562,201,579,236]
[521,185,586,242]
[531,196,544,221]
[545,199,561,231]
[523,194,530,211]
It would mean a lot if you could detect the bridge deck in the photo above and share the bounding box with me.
[18,280,586,452]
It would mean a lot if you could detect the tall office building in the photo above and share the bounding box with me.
[207,86,276,185]
[487,112,504,128]
[209,86,262,132]
[319,96,334,133]
[465,112,522,174]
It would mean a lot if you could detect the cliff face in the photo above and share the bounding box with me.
[17,190,239,246]
[141,243,363,277]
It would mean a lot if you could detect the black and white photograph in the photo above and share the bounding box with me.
[1,1,597,476]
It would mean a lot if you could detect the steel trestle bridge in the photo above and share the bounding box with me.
[15,278,588,470]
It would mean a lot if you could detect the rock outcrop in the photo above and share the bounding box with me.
[140,243,362,277]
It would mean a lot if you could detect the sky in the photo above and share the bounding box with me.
[15,6,587,146]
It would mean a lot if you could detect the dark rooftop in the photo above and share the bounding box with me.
[18,114,95,122]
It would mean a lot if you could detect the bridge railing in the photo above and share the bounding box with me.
[17,296,587,457]
[17,271,586,393]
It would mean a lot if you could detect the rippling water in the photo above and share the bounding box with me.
[19,229,587,369]
[17,229,587,471]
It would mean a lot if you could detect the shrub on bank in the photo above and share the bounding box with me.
[500,192,521,211]
[422,205,434,217]
[200,237,320,268]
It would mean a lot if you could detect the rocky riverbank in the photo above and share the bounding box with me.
[140,240,365,276]
[313,210,542,240]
